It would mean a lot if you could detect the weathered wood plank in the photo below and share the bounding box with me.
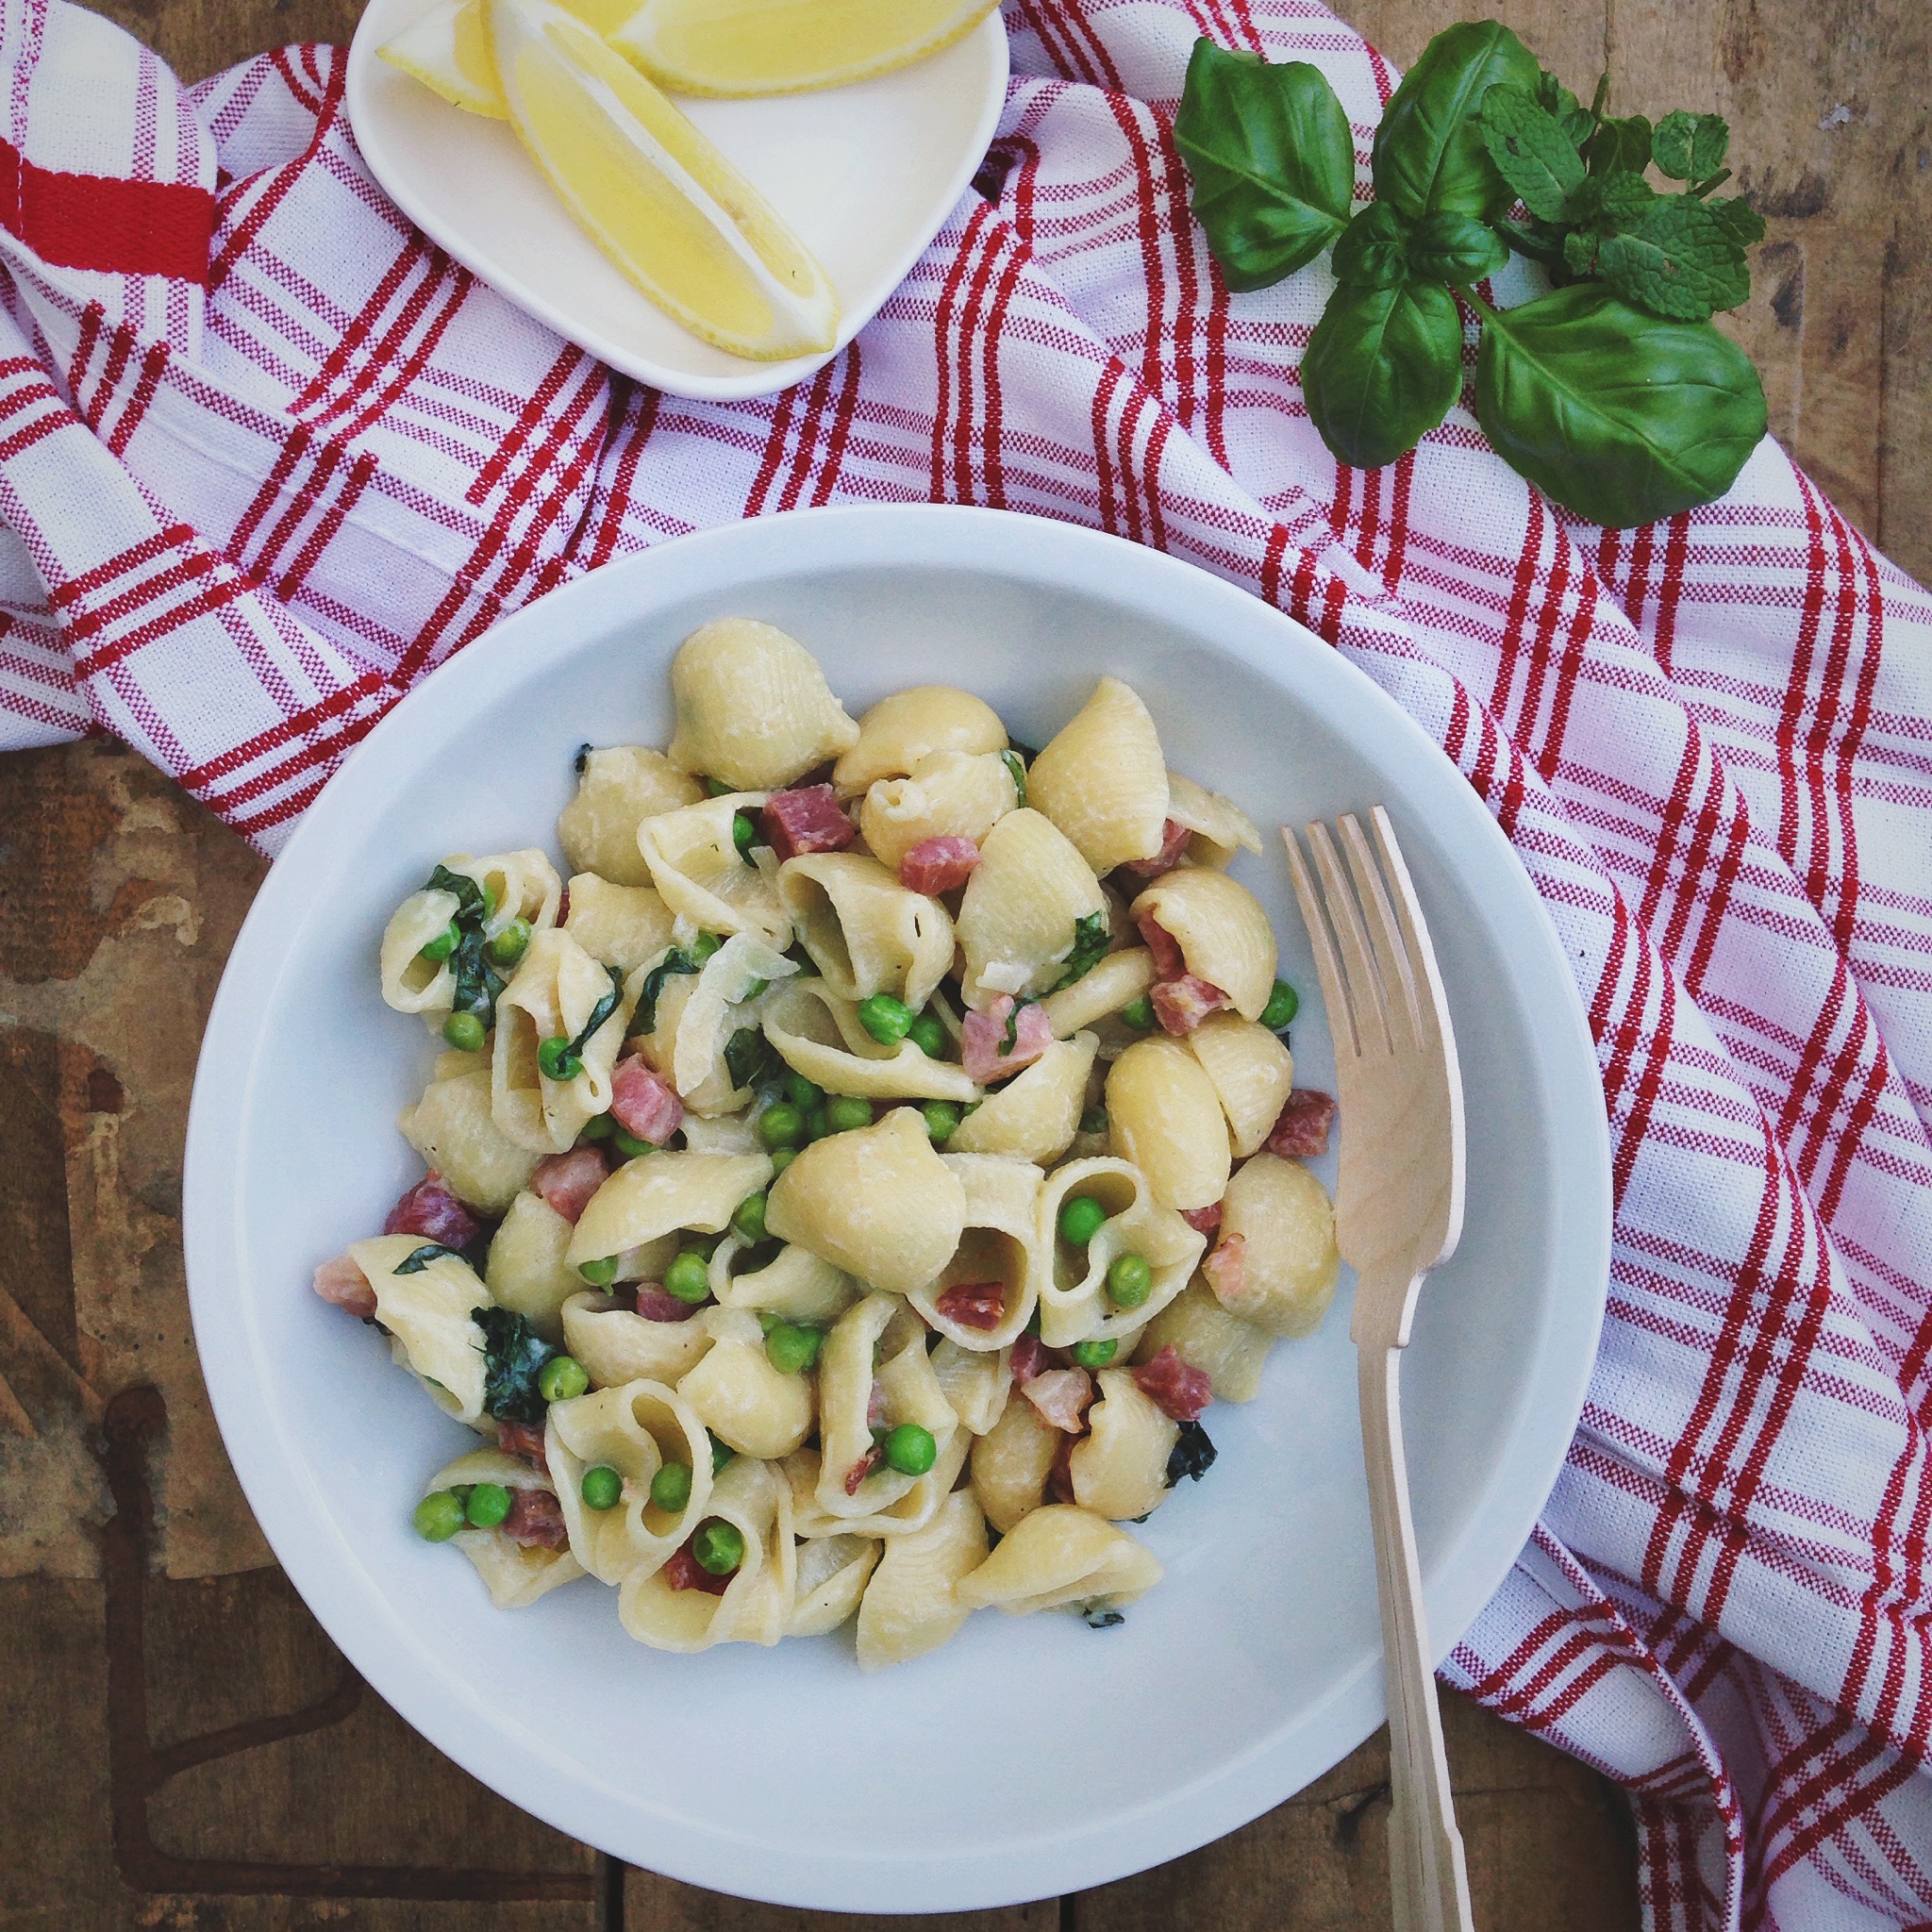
[625,1870,1059,1932]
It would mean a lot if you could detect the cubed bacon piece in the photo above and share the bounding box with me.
[935,1281,1005,1331]
[1023,1365,1094,1434]
[1202,1232,1247,1309]
[634,1285,702,1322]
[1265,1088,1337,1158]
[663,1544,732,1594]
[761,784,855,860]
[1151,973,1231,1036]
[1121,819,1191,879]
[609,1055,683,1147]
[498,1418,547,1463]
[843,1447,882,1496]
[311,1252,376,1319]
[1009,1333,1049,1385]
[1180,1203,1222,1236]
[961,995,1054,1083]
[502,1488,569,1550]
[531,1145,609,1224]
[1135,912,1186,979]
[1132,1343,1213,1423]
[900,835,981,894]
[383,1174,478,1250]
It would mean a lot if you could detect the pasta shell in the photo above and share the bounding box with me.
[813,1291,960,1518]
[833,685,1008,795]
[1068,1369,1177,1522]
[855,1490,989,1672]
[491,927,636,1153]
[558,746,703,885]
[930,1339,1014,1435]
[1032,1157,1206,1349]
[562,874,676,974]
[1165,771,1262,868]
[710,1238,858,1326]
[1131,1278,1274,1403]
[954,1504,1161,1617]
[636,791,791,946]
[349,1234,490,1424]
[380,886,463,1014]
[1209,1153,1340,1337]
[778,851,956,1011]
[761,978,980,1103]
[446,849,563,942]
[1129,867,1279,1021]
[676,1305,815,1458]
[903,1153,1044,1350]
[956,808,1108,1008]
[1040,948,1154,1040]
[970,1393,1059,1534]
[667,619,859,791]
[857,749,1017,874]
[425,1448,585,1608]
[485,1189,582,1343]
[561,1289,714,1388]
[1024,676,1170,874]
[666,932,798,1108]
[784,1430,972,1541]
[399,1069,541,1212]
[1107,1037,1232,1212]
[787,1534,882,1638]
[568,1150,774,1271]
[945,1031,1097,1165]
[1186,1012,1294,1158]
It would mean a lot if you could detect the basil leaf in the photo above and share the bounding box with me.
[1371,20,1540,222]
[1407,209,1508,282]
[1000,750,1027,808]
[1476,83,1584,222]
[394,1242,458,1274]
[1174,39,1355,291]
[450,929,506,1024]
[724,1025,772,1091]
[1056,911,1114,990]
[425,862,487,924]
[1474,284,1766,526]
[1303,280,1465,469]
[1585,113,1652,176]
[1496,218,1568,269]
[472,1306,558,1424]
[1166,1418,1218,1484]
[635,947,697,1034]
[1653,109,1728,182]
[553,966,626,1078]
[1597,195,1749,321]
[1332,204,1411,288]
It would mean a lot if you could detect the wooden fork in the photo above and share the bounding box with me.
[1284,808,1471,1932]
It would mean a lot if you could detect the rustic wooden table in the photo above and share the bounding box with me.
[2,0,1923,1925]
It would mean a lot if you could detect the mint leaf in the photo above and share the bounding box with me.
[1585,113,1652,175]
[1710,196,1766,247]
[1407,209,1508,281]
[1534,69,1594,145]
[1654,110,1728,181]
[1331,204,1412,288]
[1597,195,1749,321]
[1477,83,1584,221]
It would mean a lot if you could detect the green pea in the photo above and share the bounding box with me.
[579,1255,619,1288]
[538,1035,580,1082]
[732,812,758,857]
[1107,1252,1153,1307]
[1120,994,1157,1032]
[413,1490,466,1541]
[705,776,733,797]
[922,1101,960,1144]
[441,1010,486,1054]
[803,1103,830,1142]
[784,1069,823,1109]
[1079,1107,1108,1137]
[663,1249,711,1304]
[580,1465,623,1511]
[730,1191,768,1243]
[1072,1338,1119,1368]
[907,1012,948,1058]
[464,1482,512,1529]
[884,1423,938,1476]
[611,1125,653,1159]
[419,921,459,965]
[765,1322,824,1374]
[857,992,914,1044]
[769,1146,797,1177]
[758,1102,805,1149]
[693,1520,745,1576]
[648,1462,691,1512]
[709,1434,735,1475]
[580,1112,614,1142]
[825,1094,873,1134]
[1058,1194,1108,1247]
[1259,978,1300,1033]
[690,932,723,965]
[487,917,532,967]
[538,1355,588,1402]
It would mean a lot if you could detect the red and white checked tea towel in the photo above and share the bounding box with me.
[2,0,1929,1924]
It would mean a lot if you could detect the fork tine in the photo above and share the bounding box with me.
[1307,820,1391,1059]
[1340,813,1423,1054]
[1368,807,1445,1058]
[1282,827,1357,1062]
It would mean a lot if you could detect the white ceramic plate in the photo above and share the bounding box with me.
[185,505,1609,1912]
[343,0,1008,402]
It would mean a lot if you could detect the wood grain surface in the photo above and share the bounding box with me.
[3,0,1924,1924]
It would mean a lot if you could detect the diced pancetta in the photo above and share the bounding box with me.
[1202,1232,1247,1308]
[609,1056,683,1145]
[843,1447,881,1496]
[531,1145,609,1224]
[1009,1334,1049,1385]
[1023,1366,1094,1433]
[900,835,980,894]
[502,1488,569,1549]
[634,1285,702,1322]
[1180,1203,1222,1236]
[761,784,855,860]
[1265,1088,1337,1158]
[1135,912,1186,979]
[935,1281,1005,1331]
[1150,973,1231,1036]
[1121,819,1190,879]
[497,1419,547,1462]
[383,1174,478,1250]
[311,1252,375,1319]
[961,995,1053,1083]
[663,1544,731,1593]
[1132,1344,1213,1423]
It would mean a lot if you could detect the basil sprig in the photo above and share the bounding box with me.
[424,863,507,1030]
[1174,24,1770,527]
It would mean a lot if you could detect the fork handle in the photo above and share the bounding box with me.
[1358,1334,1474,1932]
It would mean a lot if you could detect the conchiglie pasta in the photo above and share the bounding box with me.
[970,1393,1059,1533]
[784,1431,971,1541]
[945,1031,1097,1166]
[349,1235,490,1424]
[903,1153,1043,1350]
[659,933,797,1111]
[1041,948,1155,1040]
[491,928,634,1154]
[856,1490,989,1672]
[833,685,1007,794]
[709,1238,857,1327]
[956,808,1108,1008]
[954,1504,1161,1617]
[1166,771,1262,868]
[788,1535,882,1638]
[1132,1278,1274,1403]
[813,1291,960,1517]
[561,1289,714,1389]
[674,1307,815,1459]
[562,874,676,973]
[1130,867,1278,1021]
[545,1378,712,1583]
[379,886,464,1014]
[858,750,1017,874]
[446,850,563,942]
[1068,1369,1177,1521]
[1209,1153,1340,1337]
[399,1069,541,1213]
[760,979,979,1103]
[766,1108,968,1293]
[568,1150,773,1272]
[558,747,703,885]
[1024,676,1170,874]
[1186,1012,1294,1158]
[426,1449,585,1607]
[777,852,955,1011]
[667,619,859,791]
[485,1190,582,1343]
[1107,1037,1232,1213]
[930,1339,1013,1435]
[636,792,790,946]
[1032,1157,1206,1349]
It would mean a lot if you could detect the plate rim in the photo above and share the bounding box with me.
[341,0,1010,403]
[184,502,1610,1910]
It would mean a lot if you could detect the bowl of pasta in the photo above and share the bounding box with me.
[184,504,1609,1911]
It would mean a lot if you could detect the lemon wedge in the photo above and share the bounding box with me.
[379,0,508,117]
[608,0,1000,98]
[489,0,840,359]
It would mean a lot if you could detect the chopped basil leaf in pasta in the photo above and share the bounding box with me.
[472,1306,558,1423]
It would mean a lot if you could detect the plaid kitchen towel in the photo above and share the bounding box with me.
[1,0,1929,1924]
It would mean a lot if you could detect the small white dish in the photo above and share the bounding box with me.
[184,505,1610,1912]
[343,0,1008,402]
